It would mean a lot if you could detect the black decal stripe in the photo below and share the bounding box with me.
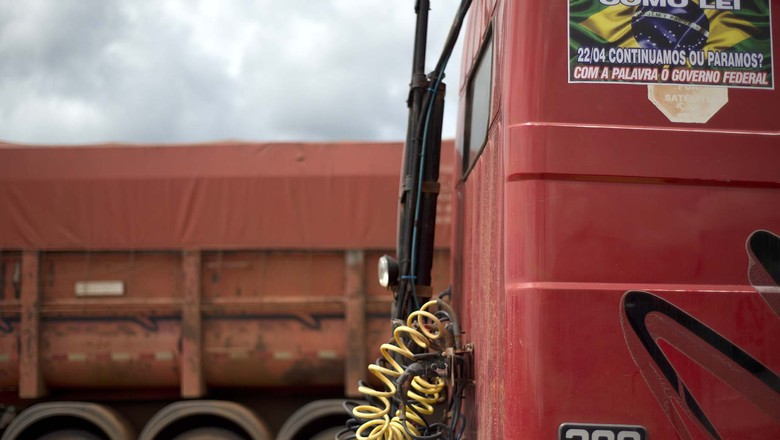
[749,230,780,286]
[624,291,780,394]
[682,386,719,440]
[623,291,780,439]
[623,291,718,439]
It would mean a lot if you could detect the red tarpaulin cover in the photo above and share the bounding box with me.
[0,141,453,251]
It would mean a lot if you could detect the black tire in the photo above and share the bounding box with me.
[171,427,245,440]
[276,400,350,440]
[36,430,104,440]
[310,427,343,440]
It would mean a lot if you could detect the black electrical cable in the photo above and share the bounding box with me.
[450,356,468,439]
[338,401,364,440]
[396,0,473,321]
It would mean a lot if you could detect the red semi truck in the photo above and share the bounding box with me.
[344,0,779,439]
[1,0,779,439]
[0,141,453,439]
[452,1,779,438]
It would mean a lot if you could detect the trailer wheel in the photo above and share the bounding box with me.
[36,429,104,440]
[172,427,245,440]
[139,401,270,440]
[310,427,342,440]
[0,402,134,440]
[276,400,349,440]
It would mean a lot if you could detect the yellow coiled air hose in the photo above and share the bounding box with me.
[352,300,447,440]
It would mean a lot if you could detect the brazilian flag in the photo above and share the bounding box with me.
[569,0,773,88]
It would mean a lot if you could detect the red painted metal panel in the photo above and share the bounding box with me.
[19,251,45,398]
[0,253,21,390]
[181,250,205,398]
[457,126,507,440]
[0,141,454,401]
[344,250,367,398]
[0,249,451,399]
[454,0,780,439]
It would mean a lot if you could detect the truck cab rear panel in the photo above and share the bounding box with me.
[453,0,780,438]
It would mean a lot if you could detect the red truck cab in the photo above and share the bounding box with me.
[453,0,779,438]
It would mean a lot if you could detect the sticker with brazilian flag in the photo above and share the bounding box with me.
[569,0,773,89]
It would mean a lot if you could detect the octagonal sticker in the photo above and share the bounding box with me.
[648,85,728,124]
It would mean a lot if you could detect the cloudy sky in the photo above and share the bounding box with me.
[0,0,464,145]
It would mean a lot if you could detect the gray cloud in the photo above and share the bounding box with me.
[0,0,463,144]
